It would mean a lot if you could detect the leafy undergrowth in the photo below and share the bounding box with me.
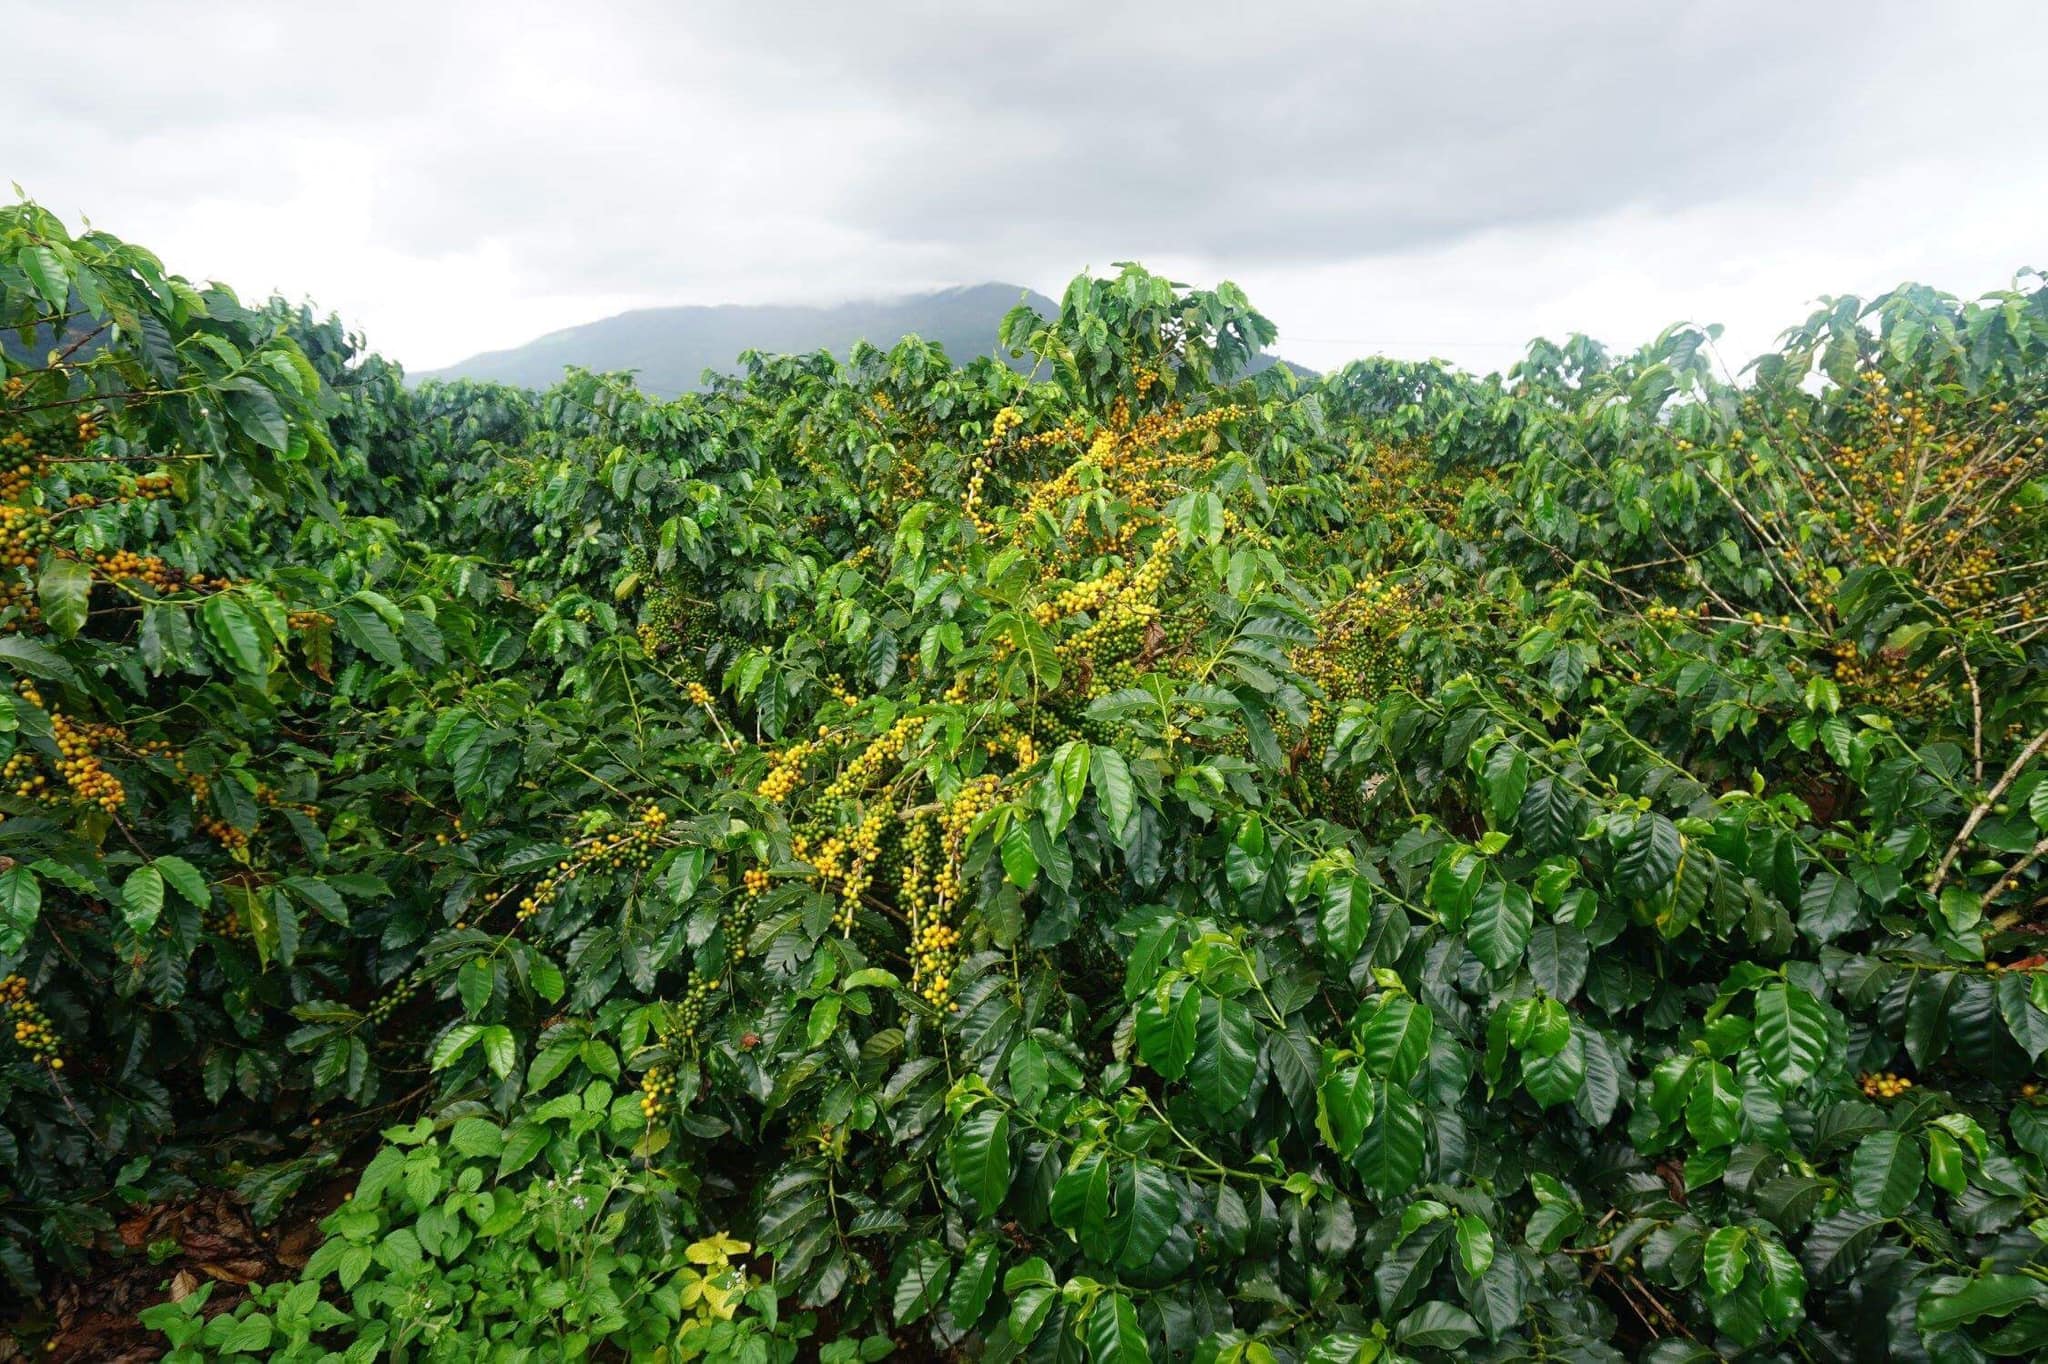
[1,201,2046,1361]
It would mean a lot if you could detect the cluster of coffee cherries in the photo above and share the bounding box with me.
[83,547,229,595]
[984,723,1039,769]
[909,776,1001,1012]
[639,1063,677,1122]
[51,712,126,815]
[517,805,669,921]
[1,975,61,1069]
[433,816,468,847]
[0,431,50,502]
[755,739,813,802]
[804,807,887,934]
[742,866,769,896]
[673,972,720,1041]
[1030,566,1126,628]
[686,682,714,708]
[365,969,424,1027]
[900,816,958,1011]
[180,765,251,852]
[1052,535,1174,676]
[0,504,52,568]
[1860,1071,1914,1100]
[824,715,921,803]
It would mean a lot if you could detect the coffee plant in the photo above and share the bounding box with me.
[1,199,2045,1360]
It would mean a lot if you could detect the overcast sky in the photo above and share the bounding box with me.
[11,1,2045,377]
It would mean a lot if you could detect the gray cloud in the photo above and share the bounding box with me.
[6,1,2042,371]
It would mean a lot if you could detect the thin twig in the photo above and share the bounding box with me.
[1932,727,2048,895]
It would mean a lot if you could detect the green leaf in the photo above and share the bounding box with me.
[946,1238,999,1328]
[1319,876,1373,964]
[37,558,92,640]
[0,865,40,955]
[1703,1226,1748,1296]
[1616,813,1681,900]
[336,596,405,668]
[18,245,70,311]
[1359,995,1433,1083]
[1754,982,1830,1088]
[1919,1275,2048,1331]
[1521,1030,1586,1108]
[1084,1291,1147,1364]
[1399,1300,1479,1351]
[0,634,81,687]
[1753,1235,1806,1326]
[1090,745,1138,847]
[891,1240,951,1326]
[1189,994,1258,1113]
[949,1106,1011,1216]
[431,1023,484,1071]
[153,856,210,908]
[480,1026,515,1079]
[1355,1082,1427,1196]
[1848,1130,1923,1217]
[1925,1128,1965,1194]
[121,865,165,934]
[1455,1216,1495,1278]
[449,1117,504,1158]
[201,594,270,677]
[1112,1162,1178,1270]
[1995,972,2048,1060]
[1686,1061,1741,1147]
[1320,1063,1374,1156]
[1005,1257,1059,1344]
[1000,823,1038,890]
[1466,880,1533,970]
[1135,984,1198,1081]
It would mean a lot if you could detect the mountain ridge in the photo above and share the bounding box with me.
[414,282,1307,394]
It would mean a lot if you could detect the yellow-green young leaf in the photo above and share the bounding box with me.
[37,558,93,640]
[949,1106,1011,1215]
[121,864,164,934]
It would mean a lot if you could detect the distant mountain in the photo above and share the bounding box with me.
[413,283,1308,395]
